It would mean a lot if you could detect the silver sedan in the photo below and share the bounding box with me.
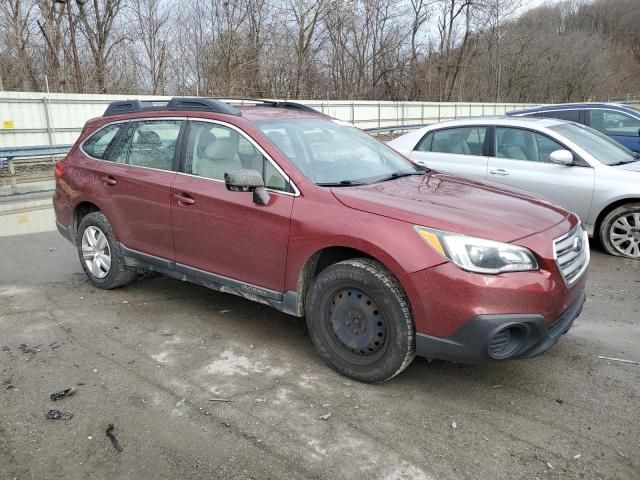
[388,117,640,259]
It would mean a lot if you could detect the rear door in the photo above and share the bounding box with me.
[586,109,640,153]
[409,126,489,180]
[487,126,595,220]
[93,118,184,260]
[170,120,294,293]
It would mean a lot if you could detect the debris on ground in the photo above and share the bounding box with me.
[176,398,186,408]
[222,422,231,427]
[574,454,581,459]
[46,409,73,420]
[597,356,640,365]
[319,412,331,420]
[50,387,76,401]
[546,462,554,470]
[451,422,457,429]
[106,424,123,453]
[254,398,265,403]
[208,398,233,402]
[556,399,564,404]
[19,344,37,354]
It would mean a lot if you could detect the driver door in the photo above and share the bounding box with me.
[487,127,595,220]
[170,120,294,293]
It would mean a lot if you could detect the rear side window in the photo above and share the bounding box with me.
[430,127,487,156]
[415,132,433,152]
[110,120,183,171]
[83,123,122,159]
[543,110,581,123]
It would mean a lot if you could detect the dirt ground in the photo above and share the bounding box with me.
[1,231,639,480]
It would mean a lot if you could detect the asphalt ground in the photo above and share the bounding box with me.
[1,231,639,480]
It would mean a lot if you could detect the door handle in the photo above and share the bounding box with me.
[102,175,117,186]
[489,169,510,176]
[174,192,195,206]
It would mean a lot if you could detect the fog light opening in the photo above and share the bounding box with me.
[489,325,527,359]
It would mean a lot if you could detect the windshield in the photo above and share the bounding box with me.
[549,123,637,166]
[256,119,422,185]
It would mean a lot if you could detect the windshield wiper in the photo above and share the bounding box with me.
[372,170,426,183]
[316,180,366,187]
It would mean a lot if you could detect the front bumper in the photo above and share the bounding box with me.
[415,289,585,364]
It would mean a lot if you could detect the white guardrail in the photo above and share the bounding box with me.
[0,91,536,147]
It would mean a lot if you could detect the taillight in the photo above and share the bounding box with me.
[54,160,69,180]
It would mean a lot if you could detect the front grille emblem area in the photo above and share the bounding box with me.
[553,224,590,287]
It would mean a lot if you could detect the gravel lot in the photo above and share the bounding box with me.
[1,231,639,480]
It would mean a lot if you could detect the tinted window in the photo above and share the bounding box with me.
[110,120,182,171]
[83,123,122,159]
[543,110,581,123]
[589,110,640,137]
[186,121,290,192]
[430,127,487,156]
[496,127,563,162]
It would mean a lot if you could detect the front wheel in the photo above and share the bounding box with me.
[305,258,415,383]
[76,212,136,289]
[599,203,640,259]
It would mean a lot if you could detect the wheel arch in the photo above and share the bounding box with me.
[291,245,409,317]
[72,201,102,243]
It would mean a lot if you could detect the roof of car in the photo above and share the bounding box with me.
[509,102,640,116]
[424,116,569,129]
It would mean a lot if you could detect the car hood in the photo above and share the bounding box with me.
[331,173,569,243]
[613,161,640,172]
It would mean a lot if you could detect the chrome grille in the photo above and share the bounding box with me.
[553,224,590,287]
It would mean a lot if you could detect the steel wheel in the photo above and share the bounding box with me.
[81,226,112,279]
[609,212,640,258]
[327,287,388,360]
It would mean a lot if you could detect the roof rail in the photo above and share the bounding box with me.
[213,97,318,113]
[103,96,317,117]
[103,97,241,117]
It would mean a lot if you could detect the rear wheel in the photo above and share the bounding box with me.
[599,203,640,259]
[76,212,136,289]
[305,258,415,383]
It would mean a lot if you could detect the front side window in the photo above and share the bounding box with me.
[83,123,122,159]
[185,121,290,192]
[430,127,487,156]
[109,120,182,171]
[495,127,563,163]
[589,110,640,137]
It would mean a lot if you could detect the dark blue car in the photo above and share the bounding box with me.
[508,103,640,153]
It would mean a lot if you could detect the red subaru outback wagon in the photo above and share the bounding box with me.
[53,97,589,382]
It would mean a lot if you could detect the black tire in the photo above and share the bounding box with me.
[76,212,137,289]
[598,202,640,259]
[305,258,415,383]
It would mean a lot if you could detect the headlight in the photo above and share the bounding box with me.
[415,226,538,274]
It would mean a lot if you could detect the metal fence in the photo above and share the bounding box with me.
[0,91,537,148]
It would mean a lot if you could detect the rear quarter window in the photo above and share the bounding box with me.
[82,123,122,159]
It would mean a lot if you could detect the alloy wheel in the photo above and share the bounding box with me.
[609,212,640,258]
[81,226,112,278]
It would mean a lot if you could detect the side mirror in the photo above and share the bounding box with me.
[549,149,574,166]
[224,169,270,205]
